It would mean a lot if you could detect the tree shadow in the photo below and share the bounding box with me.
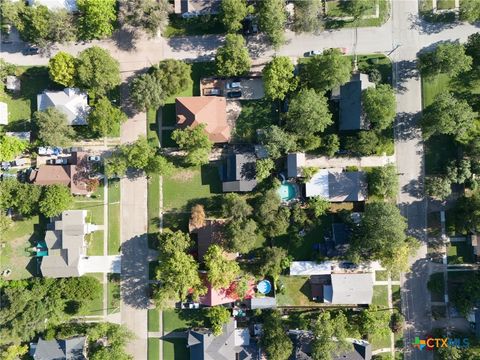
[402,178,424,199]
[112,28,139,52]
[408,11,459,35]
[120,70,147,118]
[200,162,222,194]
[398,199,427,240]
[394,112,421,142]
[394,59,419,94]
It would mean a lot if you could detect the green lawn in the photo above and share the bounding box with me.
[108,178,121,255]
[147,173,160,248]
[163,309,206,333]
[163,14,224,37]
[107,274,120,314]
[163,164,222,212]
[326,0,377,18]
[325,0,389,28]
[447,241,474,264]
[421,73,450,108]
[148,309,160,332]
[147,108,159,147]
[424,135,456,175]
[372,285,389,308]
[437,0,456,10]
[276,275,322,307]
[163,338,189,360]
[375,270,389,281]
[392,285,401,311]
[71,199,104,256]
[82,273,104,316]
[232,99,278,143]
[148,338,160,360]
[370,332,392,351]
[356,54,393,85]
[162,212,190,233]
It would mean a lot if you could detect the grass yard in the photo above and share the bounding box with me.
[372,285,389,308]
[162,212,190,233]
[424,135,456,176]
[163,14,224,37]
[147,108,159,147]
[163,309,206,333]
[375,270,389,281]
[82,272,104,316]
[276,275,322,307]
[148,338,160,360]
[326,0,389,28]
[392,285,401,311]
[147,173,160,248]
[108,178,121,255]
[447,241,474,264]
[162,338,188,360]
[232,99,279,143]
[437,0,456,10]
[325,0,377,18]
[163,164,222,212]
[427,211,441,238]
[71,199,104,256]
[370,332,391,351]
[421,73,450,108]
[148,309,160,332]
[356,54,392,85]
[107,274,120,314]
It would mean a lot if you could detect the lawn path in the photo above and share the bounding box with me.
[103,178,109,319]
[387,274,394,357]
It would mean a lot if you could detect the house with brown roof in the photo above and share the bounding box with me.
[176,97,230,143]
[30,152,92,195]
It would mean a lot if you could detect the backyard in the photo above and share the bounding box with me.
[370,285,392,351]
[163,14,224,37]
[276,275,322,307]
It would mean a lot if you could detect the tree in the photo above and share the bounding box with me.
[447,159,472,184]
[465,32,480,67]
[362,84,396,130]
[154,251,205,308]
[76,47,121,95]
[48,51,76,87]
[158,231,192,259]
[293,0,322,33]
[459,0,480,23]
[256,158,275,181]
[206,306,231,336]
[345,131,379,156]
[190,204,205,229]
[77,0,116,40]
[311,311,349,360]
[16,5,50,45]
[348,202,414,272]
[390,312,405,333]
[368,164,399,199]
[171,124,213,166]
[225,218,259,253]
[0,136,28,161]
[0,180,42,217]
[88,97,127,137]
[221,193,253,219]
[308,196,329,217]
[259,125,297,159]
[258,0,287,48]
[204,244,240,289]
[34,108,75,147]
[286,88,332,136]
[130,73,165,111]
[257,246,291,280]
[418,43,472,77]
[357,306,391,338]
[300,166,318,182]
[59,276,102,313]
[220,0,251,33]
[104,156,128,178]
[342,0,372,19]
[0,213,13,234]
[260,311,293,360]
[153,60,192,98]
[420,92,477,143]
[255,189,290,237]
[215,34,251,77]
[454,194,480,233]
[39,184,74,217]
[48,9,77,43]
[0,344,28,360]
[450,271,480,315]
[118,0,170,36]
[437,347,464,360]
[263,56,298,101]
[321,134,340,157]
[301,48,352,91]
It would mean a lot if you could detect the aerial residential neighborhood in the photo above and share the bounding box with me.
[2,0,480,360]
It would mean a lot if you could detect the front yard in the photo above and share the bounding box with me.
[447,240,474,264]
[108,178,121,255]
[325,0,389,28]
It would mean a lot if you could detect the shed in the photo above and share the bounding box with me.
[6,76,21,92]
[287,153,306,178]
[0,102,8,125]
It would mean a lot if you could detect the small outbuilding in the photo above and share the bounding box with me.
[6,76,21,92]
[0,102,8,125]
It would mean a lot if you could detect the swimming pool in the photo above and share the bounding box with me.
[278,183,297,201]
[257,280,272,295]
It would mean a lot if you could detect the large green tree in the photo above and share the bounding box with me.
[256,158,275,181]
[260,311,293,360]
[286,88,332,136]
[257,246,291,281]
[342,0,373,19]
[425,176,452,200]
[301,48,352,91]
[48,51,77,87]
[77,0,116,40]
[118,0,170,36]
[130,73,165,111]
[465,32,480,67]
[418,42,472,77]
[255,188,290,237]
[0,180,42,217]
[362,84,396,130]
[220,0,251,33]
[293,0,322,33]
[420,92,477,143]
[34,108,75,147]
[153,60,192,98]
[88,97,127,137]
[39,184,74,217]
[0,135,28,161]
[262,56,297,101]
[171,124,213,166]
[215,34,251,77]
[368,164,399,199]
[258,0,286,48]
[204,244,240,289]
[158,230,192,259]
[225,218,259,254]
[76,46,121,95]
[311,311,349,360]
[206,306,231,336]
[259,125,297,159]
[221,193,253,219]
[459,0,480,23]
[454,194,480,233]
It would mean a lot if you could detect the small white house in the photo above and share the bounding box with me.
[37,88,90,126]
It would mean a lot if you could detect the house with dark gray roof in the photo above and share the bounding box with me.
[331,73,375,131]
[30,337,86,360]
[221,153,257,192]
[287,153,305,178]
[305,169,367,202]
[187,319,259,360]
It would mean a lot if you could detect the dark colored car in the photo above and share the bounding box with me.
[226,91,242,99]
[22,47,39,55]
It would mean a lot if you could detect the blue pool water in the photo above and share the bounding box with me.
[278,183,296,201]
[257,280,272,295]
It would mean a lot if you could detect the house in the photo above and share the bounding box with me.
[30,151,91,195]
[305,169,367,202]
[0,102,8,125]
[37,88,89,125]
[331,73,375,131]
[27,0,77,12]
[321,223,351,258]
[190,218,238,262]
[287,153,306,178]
[39,210,121,278]
[289,261,374,305]
[221,153,257,192]
[174,0,220,14]
[187,319,259,360]
[176,97,230,143]
[199,275,256,307]
[30,336,86,360]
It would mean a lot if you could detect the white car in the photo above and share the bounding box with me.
[88,155,101,162]
[182,11,200,19]
[226,81,241,89]
[304,50,323,57]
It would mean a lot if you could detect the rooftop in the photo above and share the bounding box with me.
[305,169,367,202]
[37,88,89,126]
[31,336,86,360]
[221,153,257,192]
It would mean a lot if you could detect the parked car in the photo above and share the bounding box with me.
[203,88,221,96]
[88,155,101,162]
[226,81,241,89]
[1,173,17,180]
[38,147,62,156]
[182,11,200,19]
[47,158,68,165]
[226,91,242,99]
[22,46,39,55]
[1,162,10,171]
[304,50,322,57]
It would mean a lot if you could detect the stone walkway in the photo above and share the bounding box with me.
[305,154,395,168]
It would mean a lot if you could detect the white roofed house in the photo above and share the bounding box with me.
[27,0,77,12]
[37,88,90,126]
[305,168,367,202]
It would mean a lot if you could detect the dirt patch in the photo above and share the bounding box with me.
[171,169,196,182]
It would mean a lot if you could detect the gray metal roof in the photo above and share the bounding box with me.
[188,320,236,360]
[324,273,374,305]
[328,171,367,202]
[222,153,257,192]
[287,153,305,178]
[33,337,86,360]
[248,297,277,309]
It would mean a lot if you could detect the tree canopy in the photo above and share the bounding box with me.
[286,88,332,136]
[0,180,42,217]
[220,0,252,33]
[454,194,480,233]
[221,193,253,219]
[362,84,396,130]
[130,73,165,111]
[418,42,472,77]
[206,306,231,336]
[88,97,127,137]
[258,0,287,48]
[204,244,240,289]
[255,188,290,237]
[460,0,480,22]
[256,158,275,181]
[311,311,349,360]
[301,48,353,91]
[77,0,116,40]
[171,124,213,166]
[262,56,298,101]
[257,246,291,280]
[293,0,323,33]
[215,34,251,77]
[367,164,399,199]
[39,184,74,217]
[260,310,293,360]
[118,0,170,36]
[153,60,192,98]
[158,230,192,259]
[225,218,259,254]
[0,135,28,162]
[259,125,297,159]
[425,176,452,200]
[34,108,75,147]
[48,51,76,87]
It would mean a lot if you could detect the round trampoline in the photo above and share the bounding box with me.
[257,280,272,294]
